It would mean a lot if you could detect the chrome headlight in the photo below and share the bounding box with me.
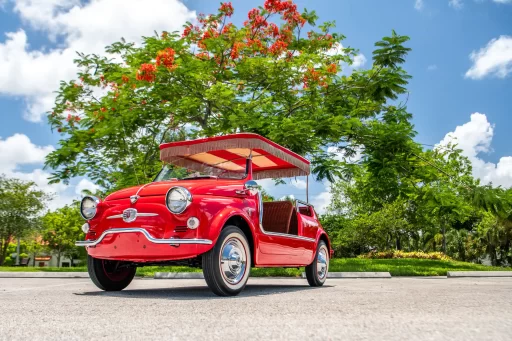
[80,196,99,220]
[166,187,192,214]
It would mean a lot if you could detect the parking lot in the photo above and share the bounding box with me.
[1,277,511,340]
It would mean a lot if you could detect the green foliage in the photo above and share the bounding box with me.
[45,0,412,194]
[0,175,49,265]
[41,205,84,267]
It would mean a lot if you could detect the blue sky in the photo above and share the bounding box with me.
[0,0,511,211]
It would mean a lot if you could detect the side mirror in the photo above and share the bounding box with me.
[244,180,260,195]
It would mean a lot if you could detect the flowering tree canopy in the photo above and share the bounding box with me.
[46,0,411,191]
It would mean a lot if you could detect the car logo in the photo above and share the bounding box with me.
[122,208,137,223]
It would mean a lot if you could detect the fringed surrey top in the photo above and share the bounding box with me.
[159,133,310,180]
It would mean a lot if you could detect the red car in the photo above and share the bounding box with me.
[76,133,332,296]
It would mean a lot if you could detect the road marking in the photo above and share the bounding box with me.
[0,280,89,294]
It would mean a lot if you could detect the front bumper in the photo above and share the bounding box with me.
[75,228,214,262]
[75,227,212,247]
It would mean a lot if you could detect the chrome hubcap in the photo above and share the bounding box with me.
[220,238,247,285]
[317,246,328,280]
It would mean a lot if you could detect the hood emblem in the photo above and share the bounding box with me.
[122,208,137,223]
[130,195,139,204]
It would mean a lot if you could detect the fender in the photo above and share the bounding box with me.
[205,205,257,245]
[306,230,332,264]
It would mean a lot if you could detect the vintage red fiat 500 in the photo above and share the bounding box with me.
[76,133,332,296]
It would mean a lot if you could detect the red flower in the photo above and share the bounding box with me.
[230,42,245,60]
[136,63,157,82]
[122,75,129,83]
[219,2,234,17]
[269,40,288,55]
[100,107,107,112]
[268,23,280,38]
[66,114,72,122]
[196,52,210,60]
[182,25,192,38]
[156,48,176,70]
[326,63,337,74]
[57,128,62,133]
[74,116,81,122]
[222,23,233,35]
[248,8,260,20]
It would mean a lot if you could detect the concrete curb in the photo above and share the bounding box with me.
[447,271,512,278]
[0,272,89,278]
[302,272,392,279]
[154,272,205,279]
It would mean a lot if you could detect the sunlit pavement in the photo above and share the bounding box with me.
[1,277,511,340]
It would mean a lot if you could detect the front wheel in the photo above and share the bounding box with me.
[87,256,136,291]
[305,241,329,287]
[202,225,251,296]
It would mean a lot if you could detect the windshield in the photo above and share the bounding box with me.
[153,162,247,182]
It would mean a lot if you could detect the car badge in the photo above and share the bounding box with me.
[130,195,139,204]
[122,208,137,223]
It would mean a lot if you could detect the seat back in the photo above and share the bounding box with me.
[262,201,294,234]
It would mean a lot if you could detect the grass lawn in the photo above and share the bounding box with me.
[2,258,510,277]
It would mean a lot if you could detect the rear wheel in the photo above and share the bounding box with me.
[305,241,329,287]
[87,255,136,291]
[202,225,251,296]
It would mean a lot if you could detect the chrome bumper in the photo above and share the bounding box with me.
[75,228,213,247]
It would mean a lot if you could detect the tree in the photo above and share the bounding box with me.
[0,176,49,265]
[45,0,412,193]
[41,205,84,267]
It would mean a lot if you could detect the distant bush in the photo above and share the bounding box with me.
[3,257,14,266]
[358,250,452,261]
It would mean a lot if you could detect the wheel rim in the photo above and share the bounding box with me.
[317,246,328,280]
[101,260,131,281]
[220,237,247,286]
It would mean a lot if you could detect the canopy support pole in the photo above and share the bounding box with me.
[306,175,309,203]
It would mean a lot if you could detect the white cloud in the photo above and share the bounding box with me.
[75,179,100,196]
[0,0,196,122]
[352,54,367,68]
[290,178,307,189]
[427,64,438,71]
[465,36,512,79]
[311,187,332,215]
[414,0,424,11]
[493,0,512,3]
[0,133,73,209]
[449,0,463,9]
[438,113,512,188]
[326,43,366,70]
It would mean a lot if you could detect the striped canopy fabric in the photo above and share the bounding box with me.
[159,133,310,180]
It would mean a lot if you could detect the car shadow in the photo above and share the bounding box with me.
[75,283,330,300]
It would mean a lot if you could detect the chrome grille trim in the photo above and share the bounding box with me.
[106,212,158,220]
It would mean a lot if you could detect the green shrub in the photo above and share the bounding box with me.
[358,250,452,261]
[3,257,14,266]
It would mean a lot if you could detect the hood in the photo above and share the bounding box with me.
[104,179,243,201]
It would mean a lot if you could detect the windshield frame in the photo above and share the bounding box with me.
[153,157,250,182]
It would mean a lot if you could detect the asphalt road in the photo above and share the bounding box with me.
[1,277,511,341]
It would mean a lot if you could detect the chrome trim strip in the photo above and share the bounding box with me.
[258,224,316,242]
[106,212,159,220]
[296,199,314,208]
[75,228,213,247]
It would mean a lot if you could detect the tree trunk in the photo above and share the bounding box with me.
[57,251,62,268]
[442,225,447,254]
[0,238,10,265]
[396,236,401,250]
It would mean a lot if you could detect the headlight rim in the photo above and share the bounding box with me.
[80,195,100,220]
[165,186,192,214]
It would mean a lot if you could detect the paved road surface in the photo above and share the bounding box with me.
[1,277,511,340]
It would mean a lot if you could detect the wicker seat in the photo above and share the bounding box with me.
[262,201,297,235]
